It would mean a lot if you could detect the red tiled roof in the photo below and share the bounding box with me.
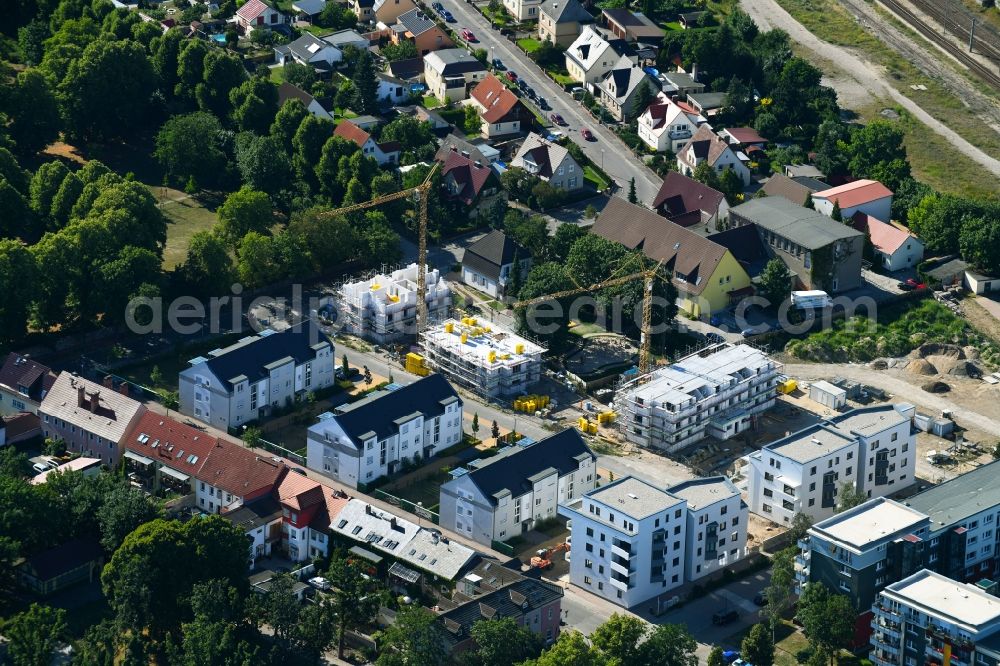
[277,471,325,511]
[652,171,726,221]
[724,127,766,145]
[334,120,371,147]
[471,74,522,124]
[315,485,350,531]
[379,140,402,154]
[440,149,493,205]
[123,412,223,475]
[814,179,893,209]
[852,212,917,256]
[237,0,269,20]
[197,439,286,497]
[0,353,56,402]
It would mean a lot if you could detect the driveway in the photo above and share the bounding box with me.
[435,0,662,204]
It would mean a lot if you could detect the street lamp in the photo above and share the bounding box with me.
[601,148,605,170]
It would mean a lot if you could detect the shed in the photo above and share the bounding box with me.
[895,402,917,419]
[809,380,847,410]
[965,271,1000,295]
[931,417,955,437]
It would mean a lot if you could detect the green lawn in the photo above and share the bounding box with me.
[421,95,445,109]
[662,20,682,30]
[548,70,576,86]
[268,65,285,83]
[517,38,542,53]
[155,189,219,270]
[584,165,610,190]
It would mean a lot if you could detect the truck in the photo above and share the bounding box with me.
[790,290,832,310]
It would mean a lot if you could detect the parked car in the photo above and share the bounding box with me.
[571,86,585,99]
[722,651,740,664]
[32,462,48,474]
[443,11,455,21]
[517,78,528,90]
[753,592,766,606]
[712,609,740,625]
[492,57,504,70]
[549,112,565,125]
[525,87,536,99]
[461,28,476,41]
[705,332,725,344]
[580,127,594,140]
[538,96,549,109]
[308,576,331,591]
[906,277,927,289]
[897,281,916,291]
[505,70,518,82]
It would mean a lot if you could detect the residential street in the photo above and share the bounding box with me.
[435,0,663,204]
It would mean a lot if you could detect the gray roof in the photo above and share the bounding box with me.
[730,196,864,250]
[325,373,459,446]
[283,32,339,63]
[453,429,594,504]
[904,459,1000,533]
[599,57,652,103]
[462,230,527,281]
[668,476,739,511]
[764,422,857,464]
[439,576,564,647]
[539,0,592,23]
[191,326,331,386]
[661,71,704,92]
[397,8,437,36]
[322,28,369,47]
[425,48,486,75]
[587,476,683,520]
[688,91,726,110]
[40,373,144,444]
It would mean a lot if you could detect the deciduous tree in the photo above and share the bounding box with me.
[591,613,647,665]
[375,605,446,666]
[741,623,774,666]
[5,70,61,156]
[155,112,227,188]
[327,554,385,659]
[464,616,543,666]
[5,603,67,666]
[217,187,273,247]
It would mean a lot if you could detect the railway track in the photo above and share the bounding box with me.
[906,0,1000,63]
[877,0,1000,91]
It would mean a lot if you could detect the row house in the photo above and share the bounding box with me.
[0,353,56,417]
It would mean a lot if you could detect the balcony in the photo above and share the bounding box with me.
[797,537,810,551]
[872,617,902,638]
[609,576,629,592]
[611,543,632,560]
[872,632,900,650]
[795,567,809,584]
[611,559,631,576]
[794,554,810,571]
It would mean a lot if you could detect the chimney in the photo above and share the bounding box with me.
[390,517,397,529]
[670,94,679,102]
[88,391,100,414]
[451,145,458,152]
[461,150,470,158]
[103,375,114,389]
[473,160,481,168]
[77,385,86,408]
[118,383,129,397]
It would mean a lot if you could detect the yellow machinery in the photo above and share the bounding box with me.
[320,163,439,334]
[404,353,430,376]
[513,257,668,375]
[777,378,798,394]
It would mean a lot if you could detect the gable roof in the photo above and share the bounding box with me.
[322,28,370,48]
[440,150,495,206]
[456,429,594,504]
[601,8,663,39]
[397,8,438,36]
[761,173,817,206]
[651,171,726,226]
[40,373,144,444]
[511,133,573,179]
[730,196,864,250]
[852,212,919,256]
[723,127,766,145]
[678,124,736,169]
[540,0,592,23]
[196,438,287,497]
[123,411,224,476]
[599,56,651,103]
[640,94,702,132]
[282,32,338,64]
[464,230,528,279]
[814,179,893,209]
[334,119,372,147]
[278,81,317,108]
[707,224,769,278]
[592,196,732,295]
[0,353,56,403]
[21,538,103,581]
[439,576,563,647]
[566,26,614,71]
[325,373,460,447]
[388,56,424,80]
[194,326,331,387]
[237,0,272,20]
[436,136,493,165]
[470,74,523,124]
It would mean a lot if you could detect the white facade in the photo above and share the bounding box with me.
[564,27,621,87]
[637,94,703,153]
[747,404,916,524]
[670,477,748,582]
[965,271,1000,295]
[560,477,688,608]
[618,344,780,452]
[676,137,751,186]
[814,194,892,223]
[197,478,244,514]
[339,264,451,343]
[503,0,540,21]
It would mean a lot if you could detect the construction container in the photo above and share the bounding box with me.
[515,343,524,354]
[460,333,467,344]
[487,350,497,363]
[809,380,847,409]
[931,418,955,437]
[777,378,798,394]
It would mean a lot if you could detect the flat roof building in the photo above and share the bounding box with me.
[338,264,451,343]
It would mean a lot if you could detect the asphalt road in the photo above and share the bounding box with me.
[438,0,662,204]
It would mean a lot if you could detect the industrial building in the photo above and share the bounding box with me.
[420,318,546,399]
[338,264,452,343]
[616,344,780,452]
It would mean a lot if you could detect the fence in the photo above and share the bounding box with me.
[491,540,516,556]
[371,489,440,525]
[258,437,306,466]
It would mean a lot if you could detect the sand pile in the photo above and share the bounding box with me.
[922,381,950,393]
[908,358,938,376]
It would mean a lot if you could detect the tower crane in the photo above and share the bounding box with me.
[512,259,667,374]
[319,162,440,334]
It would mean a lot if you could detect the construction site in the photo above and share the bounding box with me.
[338,264,452,343]
[418,317,547,400]
[615,343,781,453]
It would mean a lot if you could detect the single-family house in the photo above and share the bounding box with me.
[652,172,729,229]
[322,28,371,51]
[424,49,487,102]
[178,326,335,431]
[436,136,496,167]
[291,0,326,19]
[469,74,534,138]
[278,82,333,119]
[461,229,531,299]
[376,72,410,105]
[438,148,506,218]
[388,56,425,81]
[350,0,375,23]
[40,374,146,467]
[235,0,289,33]
[761,173,826,207]
[274,32,342,70]
[678,10,708,27]
[503,0,541,21]
[593,196,753,318]
[0,353,56,417]
[813,179,894,222]
[334,120,401,165]
[17,538,104,596]
[439,429,596,546]
[719,127,767,169]
[659,71,705,96]
[306,374,464,488]
[597,55,658,121]
[852,212,924,272]
[728,196,865,292]
[601,8,664,43]
[686,91,726,117]
[636,93,703,152]
[374,0,416,24]
[676,124,751,186]
[537,0,593,47]
[510,132,583,191]
[393,9,454,56]
[564,26,631,87]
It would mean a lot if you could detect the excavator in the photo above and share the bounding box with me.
[530,542,570,570]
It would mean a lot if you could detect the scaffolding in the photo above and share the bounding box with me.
[419,318,547,400]
[339,264,452,343]
[615,342,781,453]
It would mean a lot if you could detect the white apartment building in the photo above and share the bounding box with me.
[420,318,546,400]
[305,374,463,488]
[747,404,915,524]
[871,570,1000,666]
[439,429,596,546]
[559,476,688,609]
[339,264,452,343]
[179,326,335,431]
[669,476,748,582]
[617,344,780,452]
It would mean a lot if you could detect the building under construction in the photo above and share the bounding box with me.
[617,343,780,452]
[420,318,546,400]
[339,264,452,343]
